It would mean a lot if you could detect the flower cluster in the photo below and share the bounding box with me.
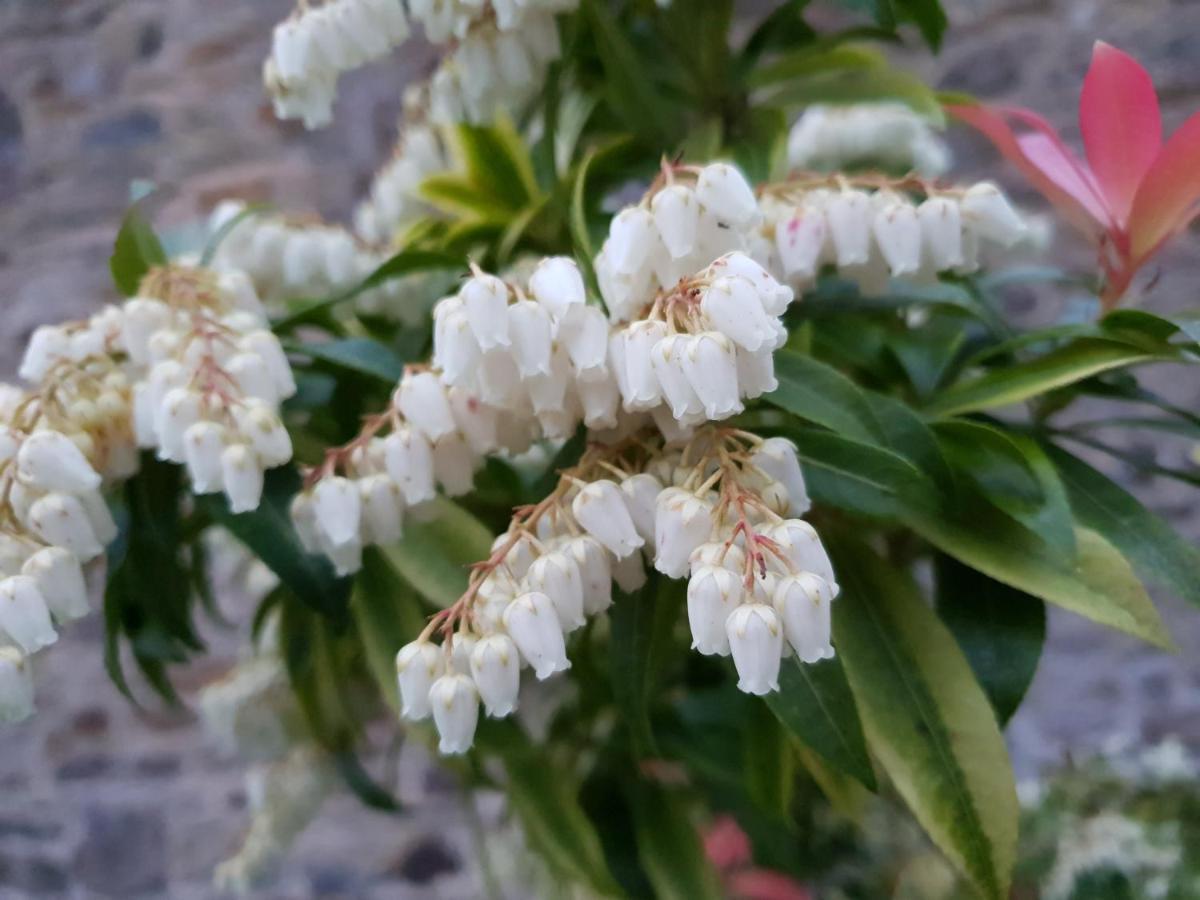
[787,102,950,177]
[291,369,521,575]
[409,0,574,41]
[126,265,295,512]
[759,177,1029,295]
[395,427,835,755]
[263,0,410,129]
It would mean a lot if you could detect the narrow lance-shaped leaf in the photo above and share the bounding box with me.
[110,205,167,297]
[381,498,494,609]
[831,535,1018,900]
[767,349,885,443]
[609,572,680,755]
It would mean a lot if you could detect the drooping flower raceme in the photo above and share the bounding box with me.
[787,102,950,177]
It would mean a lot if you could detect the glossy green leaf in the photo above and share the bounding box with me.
[1046,445,1200,609]
[768,350,885,443]
[761,60,943,122]
[744,701,797,817]
[351,548,428,713]
[381,498,494,608]
[905,493,1171,649]
[748,44,886,89]
[629,784,723,900]
[289,337,406,385]
[923,338,1164,418]
[864,392,953,487]
[934,555,1045,724]
[609,572,680,755]
[831,536,1017,900]
[452,118,540,211]
[109,205,167,296]
[764,655,876,789]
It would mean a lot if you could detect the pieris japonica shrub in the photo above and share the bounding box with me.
[6,1,1199,897]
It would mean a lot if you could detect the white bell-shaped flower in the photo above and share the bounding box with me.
[449,633,477,678]
[571,481,644,559]
[359,473,404,544]
[313,476,362,547]
[395,372,457,442]
[695,163,759,227]
[28,493,102,560]
[437,308,481,387]
[432,433,477,497]
[714,252,793,316]
[79,489,117,547]
[651,184,700,259]
[447,387,499,456]
[750,437,811,516]
[470,633,521,717]
[120,298,172,365]
[395,640,443,721]
[476,348,524,410]
[768,519,837,591]
[291,492,323,555]
[503,592,570,680]
[654,487,715,578]
[578,375,620,430]
[680,332,743,420]
[524,551,585,632]
[507,300,553,377]
[700,276,774,352]
[872,200,922,276]
[735,346,778,400]
[621,320,668,410]
[384,427,437,505]
[21,547,88,621]
[916,196,964,270]
[240,330,296,399]
[15,430,102,494]
[726,603,784,695]
[562,536,612,614]
[620,473,662,549]
[221,443,264,513]
[557,304,609,381]
[429,671,479,755]
[960,182,1026,247]
[825,189,873,267]
[460,273,510,350]
[526,346,572,415]
[775,206,828,282]
[0,648,34,724]
[226,352,279,404]
[687,565,742,656]
[650,334,704,420]
[607,207,657,276]
[155,387,202,463]
[492,530,537,581]
[183,421,227,495]
[690,540,746,575]
[529,256,586,319]
[233,401,293,468]
[0,575,57,654]
[774,572,835,663]
[19,325,70,383]
[611,551,648,594]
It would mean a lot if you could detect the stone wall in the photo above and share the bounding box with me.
[0,0,1198,896]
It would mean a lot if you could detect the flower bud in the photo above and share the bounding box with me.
[524,552,585,632]
[621,320,667,411]
[529,256,586,319]
[22,547,88,621]
[872,200,922,276]
[768,520,836,591]
[696,163,759,227]
[825,189,873,267]
[503,592,570,680]
[700,276,774,352]
[460,273,510,350]
[726,603,783,695]
[687,566,742,656]
[774,572,835,663]
[572,481,644,559]
[313,476,362,547]
[680,332,743,420]
[395,640,443,721]
[222,444,265,514]
[750,437,811,516]
[470,634,521,717]
[607,208,657,277]
[184,421,228,495]
[29,493,102,560]
[916,196,964,270]
[428,672,479,755]
[651,184,700,259]
[16,430,102,494]
[383,427,437,505]
[960,182,1026,247]
[395,372,456,442]
[0,575,57,654]
[0,648,34,724]
[507,300,554,377]
[654,488,714,578]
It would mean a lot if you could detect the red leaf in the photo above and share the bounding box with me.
[1128,110,1200,262]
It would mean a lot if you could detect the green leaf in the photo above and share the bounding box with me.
[863,392,953,487]
[289,337,406,385]
[895,0,948,50]
[381,498,494,608]
[764,655,876,789]
[198,466,349,618]
[628,784,723,900]
[352,548,428,713]
[1046,445,1200,609]
[905,494,1172,649]
[743,701,797,818]
[452,118,540,211]
[761,59,943,123]
[609,572,680,755]
[923,338,1164,418]
[748,44,886,89]
[767,350,885,443]
[831,536,1017,900]
[109,205,167,296]
[934,555,1045,724]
